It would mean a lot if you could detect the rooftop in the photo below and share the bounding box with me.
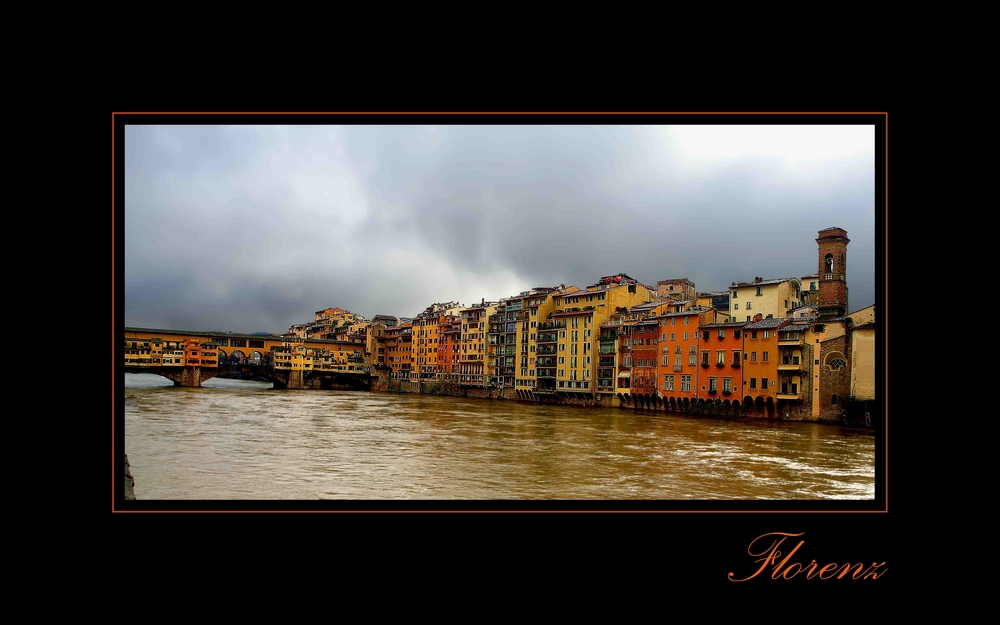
[743,318,792,330]
[731,277,800,288]
[699,322,749,329]
[653,308,713,319]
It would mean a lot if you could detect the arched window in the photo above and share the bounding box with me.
[825,351,847,370]
[825,254,834,274]
[831,393,838,405]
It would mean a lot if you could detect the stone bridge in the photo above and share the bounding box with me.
[125,362,377,390]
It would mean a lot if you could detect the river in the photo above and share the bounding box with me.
[123,373,875,500]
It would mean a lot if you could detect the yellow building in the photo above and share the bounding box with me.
[849,306,876,402]
[729,277,802,322]
[271,341,364,372]
[510,285,574,391]
[540,274,657,395]
[459,302,497,385]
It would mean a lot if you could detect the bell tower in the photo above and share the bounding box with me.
[816,227,849,318]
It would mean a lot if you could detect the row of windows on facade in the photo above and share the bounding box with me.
[661,375,775,392]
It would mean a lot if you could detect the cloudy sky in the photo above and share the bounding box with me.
[124,124,877,334]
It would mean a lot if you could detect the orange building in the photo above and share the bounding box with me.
[696,321,746,404]
[437,317,462,379]
[630,319,659,396]
[741,317,791,416]
[655,308,719,410]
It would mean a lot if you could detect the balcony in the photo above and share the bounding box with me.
[537,321,567,330]
[673,365,683,372]
[778,338,804,346]
[778,357,803,371]
[776,392,802,400]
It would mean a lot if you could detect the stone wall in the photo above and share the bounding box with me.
[125,454,136,500]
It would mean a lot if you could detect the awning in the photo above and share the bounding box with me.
[617,371,631,378]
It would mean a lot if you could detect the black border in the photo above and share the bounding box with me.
[114,112,891,584]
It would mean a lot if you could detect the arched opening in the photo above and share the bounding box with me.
[217,349,228,365]
[755,396,764,414]
[766,396,775,417]
[825,253,834,274]
[251,351,264,364]
[832,393,838,405]
[230,350,247,364]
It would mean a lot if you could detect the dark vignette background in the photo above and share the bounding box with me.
[111,111,893,591]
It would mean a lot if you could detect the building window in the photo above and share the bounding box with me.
[756,286,762,296]
[746,302,752,310]
[763,351,769,362]
[670,332,676,341]
[663,356,669,366]
[664,375,674,391]
[733,351,741,365]
[763,331,770,339]
[751,352,757,362]
[733,291,737,298]
[717,330,725,339]
[750,378,756,389]
[684,317,689,325]
[762,377,769,389]
[689,354,696,365]
[717,350,725,364]
[723,378,732,393]
[681,375,691,392]
[675,356,681,367]
[709,378,718,392]
[701,351,709,365]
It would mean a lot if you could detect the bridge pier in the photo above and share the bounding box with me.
[160,366,218,388]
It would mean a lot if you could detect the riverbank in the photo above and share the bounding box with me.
[376,380,873,428]
[125,454,136,500]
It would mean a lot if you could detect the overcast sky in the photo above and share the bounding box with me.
[124,124,877,334]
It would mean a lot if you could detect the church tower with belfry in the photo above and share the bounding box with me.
[816,227,849,318]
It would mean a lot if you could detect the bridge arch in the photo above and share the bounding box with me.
[229,350,247,364]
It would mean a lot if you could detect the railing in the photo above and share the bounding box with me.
[537,322,567,330]
[673,365,683,372]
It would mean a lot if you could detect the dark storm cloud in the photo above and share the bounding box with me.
[125,124,876,333]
